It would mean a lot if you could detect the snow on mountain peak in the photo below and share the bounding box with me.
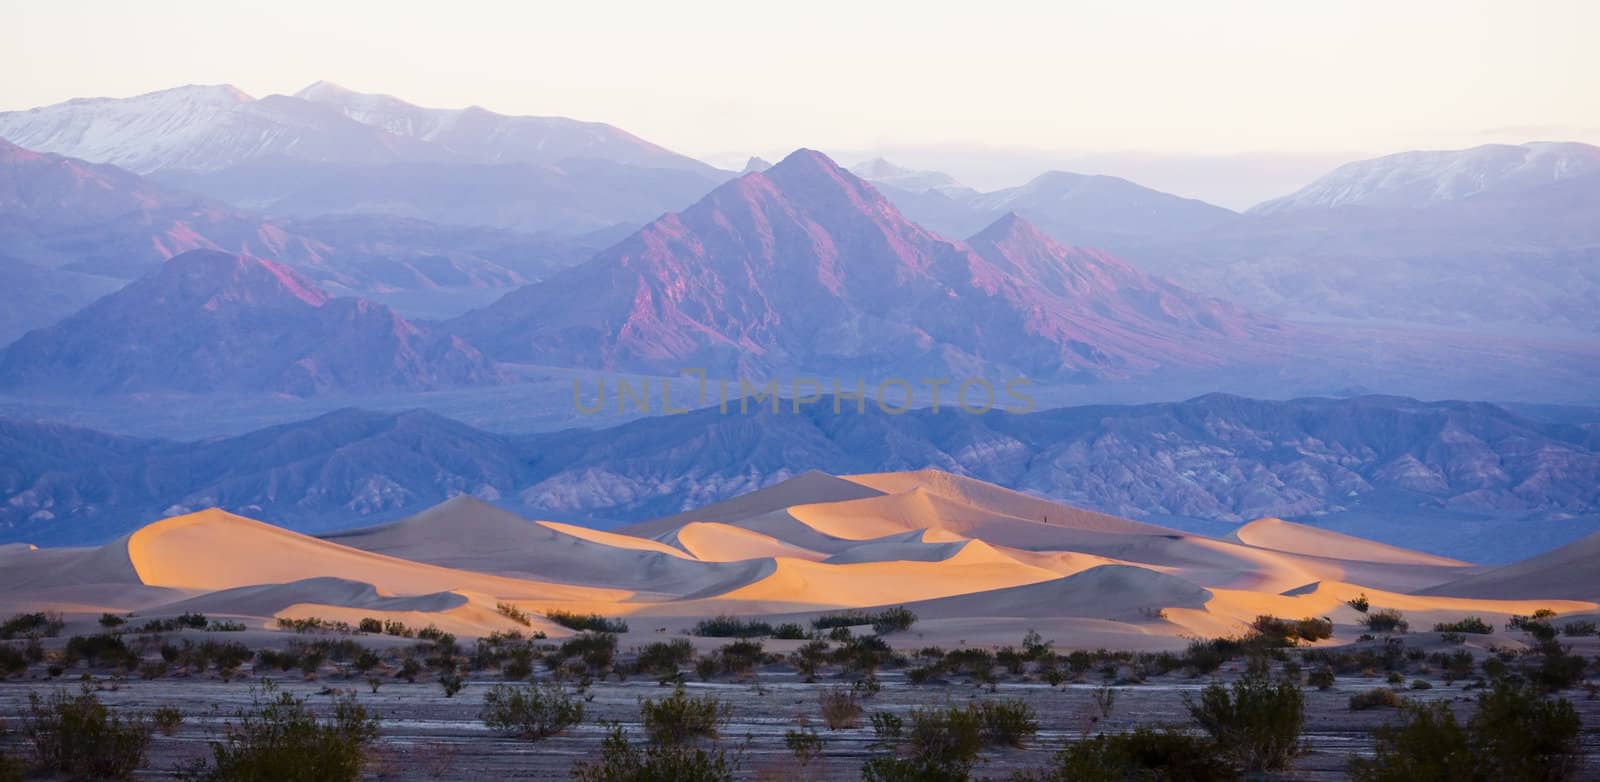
[1251,141,1600,214]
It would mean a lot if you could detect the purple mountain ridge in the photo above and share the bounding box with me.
[0,249,502,395]
[448,149,1281,379]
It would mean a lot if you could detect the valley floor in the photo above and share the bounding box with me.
[1,665,1596,780]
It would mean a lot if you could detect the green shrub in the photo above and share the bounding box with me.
[1348,688,1403,711]
[0,644,26,677]
[99,612,127,629]
[691,615,773,638]
[64,633,138,668]
[811,610,872,630]
[357,617,383,634]
[772,622,807,640]
[206,620,246,632]
[871,606,917,634]
[1029,726,1237,782]
[545,610,629,633]
[634,639,695,679]
[861,704,983,782]
[24,688,152,779]
[496,602,533,626]
[1307,665,1336,690]
[182,682,378,781]
[974,699,1038,748]
[1361,609,1408,633]
[571,721,739,782]
[789,639,830,681]
[1351,680,1581,782]
[1560,620,1596,637]
[640,686,730,745]
[556,631,618,673]
[784,726,823,766]
[1433,617,1493,634]
[1250,615,1333,646]
[1347,593,1370,613]
[480,682,583,740]
[1184,674,1303,771]
[715,639,766,675]
[0,611,64,640]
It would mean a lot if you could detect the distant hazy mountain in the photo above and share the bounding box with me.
[0,249,500,395]
[3,394,1596,560]
[0,83,730,234]
[450,149,1276,379]
[1250,142,1600,214]
[849,157,974,196]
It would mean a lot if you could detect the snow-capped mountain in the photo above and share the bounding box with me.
[293,81,719,175]
[0,83,719,176]
[1250,141,1600,213]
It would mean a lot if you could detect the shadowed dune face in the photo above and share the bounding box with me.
[9,469,1596,648]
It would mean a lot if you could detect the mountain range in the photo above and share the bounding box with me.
[448,148,1278,379]
[859,142,1600,334]
[0,83,729,235]
[0,249,500,395]
[4,394,1596,561]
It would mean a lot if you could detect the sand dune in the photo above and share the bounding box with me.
[1419,531,1600,601]
[666,521,827,562]
[1234,517,1468,567]
[13,468,1596,651]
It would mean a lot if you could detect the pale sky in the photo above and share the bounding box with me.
[4,0,1597,206]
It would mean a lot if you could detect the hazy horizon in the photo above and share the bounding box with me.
[7,0,1599,207]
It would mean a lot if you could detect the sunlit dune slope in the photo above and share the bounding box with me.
[1234,517,1468,567]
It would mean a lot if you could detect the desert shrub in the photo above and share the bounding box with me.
[692,615,774,638]
[831,634,893,675]
[24,688,152,779]
[1307,665,1336,690]
[811,610,872,630]
[784,726,823,766]
[772,622,807,640]
[1560,620,1596,637]
[1182,637,1245,675]
[1184,674,1303,771]
[398,657,422,682]
[640,686,730,745]
[871,606,917,634]
[276,616,355,634]
[1348,688,1403,711]
[206,620,246,632]
[415,624,453,643]
[64,633,138,668]
[439,671,464,697]
[151,706,183,736]
[382,619,413,637]
[545,610,629,633]
[1250,615,1333,646]
[0,611,64,640]
[556,631,618,673]
[1351,680,1582,782]
[99,612,127,629]
[1361,609,1408,633]
[974,699,1038,748]
[183,682,378,782]
[1433,617,1493,634]
[571,721,740,782]
[1410,679,1433,690]
[716,639,766,675]
[496,602,532,626]
[634,639,695,679]
[1528,644,1588,691]
[357,617,384,634]
[0,645,26,677]
[819,687,863,729]
[862,704,984,782]
[1347,593,1370,613]
[1029,726,1237,782]
[480,682,583,740]
[789,639,830,681]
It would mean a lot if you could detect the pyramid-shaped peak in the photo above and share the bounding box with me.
[741,156,773,174]
[159,250,330,308]
[768,148,849,177]
[293,80,357,101]
[969,212,1054,246]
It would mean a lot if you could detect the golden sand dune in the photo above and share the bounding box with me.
[15,469,1597,650]
[1234,517,1468,567]
[665,521,827,562]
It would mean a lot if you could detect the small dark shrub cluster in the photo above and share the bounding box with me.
[496,602,533,626]
[810,606,918,634]
[571,722,740,782]
[1348,688,1404,711]
[545,610,629,633]
[481,682,584,739]
[276,616,355,634]
[1350,680,1582,781]
[633,639,695,680]
[1361,609,1408,633]
[640,686,731,745]
[182,682,379,782]
[1346,593,1370,612]
[1250,615,1334,646]
[1432,616,1493,634]
[133,612,210,633]
[819,687,863,729]
[0,611,65,640]
[24,687,153,779]
[692,615,774,637]
[1027,727,1237,782]
[64,633,139,669]
[552,631,618,675]
[1184,674,1304,771]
